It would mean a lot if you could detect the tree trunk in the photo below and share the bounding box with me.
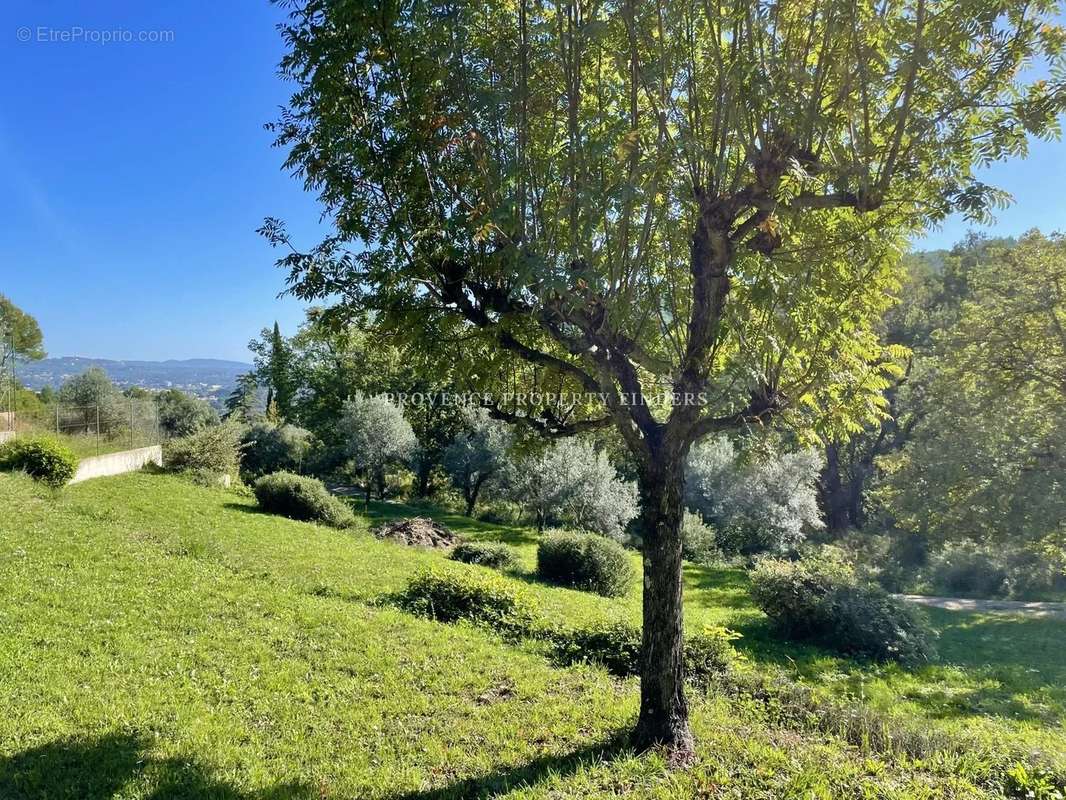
[464,475,486,517]
[416,462,433,498]
[634,457,694,759]
[820,441,851,533]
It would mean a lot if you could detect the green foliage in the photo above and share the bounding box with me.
[162,421,242,477]
[536,530,634,598]
[442,407,513,516]
[339,394,417,502]
[681,510,720,565]
[239,421,316,479]
[0,435,78,487]
[546,620,739,683]
[249,322,297,422]
[58,367,116,408]
[751,556,936,665]
[686,435,824,555]
[508,440,638,538]
[546,620,642,677]
[252,471,354,528]
[154,388,218,438]
[449,541,518,571]
[223,372,261,422]
[877,234,1066,549]
[0,293,45,362]
[391,568,539,636]
[926,542,1066,601]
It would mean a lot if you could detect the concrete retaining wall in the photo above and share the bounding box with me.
[0,430,13,444]
[70,445,163,484]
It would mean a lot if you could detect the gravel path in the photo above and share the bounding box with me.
[895,594,1066,619]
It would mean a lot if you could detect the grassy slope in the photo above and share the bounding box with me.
[0,472,1063,799]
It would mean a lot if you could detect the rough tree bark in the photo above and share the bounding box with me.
[633,436,694,757]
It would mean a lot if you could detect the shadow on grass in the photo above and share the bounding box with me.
[0,732,311,800]
[387,730,633,800]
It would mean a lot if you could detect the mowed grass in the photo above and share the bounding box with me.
[0,472,1063,799]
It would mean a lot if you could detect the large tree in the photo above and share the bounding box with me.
[878,232,1066,548]
[265,0,1065,754]
[0,295,45,371]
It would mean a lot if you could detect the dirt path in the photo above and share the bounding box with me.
[896,594,1066,619]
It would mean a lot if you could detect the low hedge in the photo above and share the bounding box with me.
[449,541,519,570]
[252,471,355,528]
[0,436,78,488]
[390,568,539,637]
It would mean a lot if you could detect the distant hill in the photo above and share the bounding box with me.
[13,356,253,400]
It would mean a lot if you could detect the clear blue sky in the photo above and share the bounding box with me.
[1,2,1064,363]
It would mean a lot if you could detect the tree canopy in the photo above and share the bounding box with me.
[266,0,1066,754]
[0,294,45,367]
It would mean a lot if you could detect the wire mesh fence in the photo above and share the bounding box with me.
[4,399,161,457]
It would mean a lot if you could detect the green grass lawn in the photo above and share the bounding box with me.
[1,471,1064,798]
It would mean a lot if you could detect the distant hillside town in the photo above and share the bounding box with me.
[13,356,251,406]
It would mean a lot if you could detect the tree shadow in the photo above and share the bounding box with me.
[682,563,757,611]
[386,730,633,800]
[0,732,311,800]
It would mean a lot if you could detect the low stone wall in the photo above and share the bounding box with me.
[70,445,163,484]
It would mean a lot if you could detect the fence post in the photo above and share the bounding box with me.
[130,399,135,449]
[96,404,101,455]
[55,403,60,436]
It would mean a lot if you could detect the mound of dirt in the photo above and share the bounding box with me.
[373,517,459,549]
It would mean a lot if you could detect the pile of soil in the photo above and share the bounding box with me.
[372,517,459,549]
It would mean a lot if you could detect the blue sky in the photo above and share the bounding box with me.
[1,2,1064,363]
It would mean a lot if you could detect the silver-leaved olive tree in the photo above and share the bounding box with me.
[263,0,1065,755]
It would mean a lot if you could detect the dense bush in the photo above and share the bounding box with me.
[252,471,355,528]
[547,619,739,682]
[391,568,539,636]
[0,436,79,487]
[536,530,635,597]
[240,421,316,478]
[449,541,519,570]
[163,421,242,477]
[751,557,936,665]
[926,542,1009,598]
[686,435,824,555]
[681,510,720,565]
[926,542,1066,600]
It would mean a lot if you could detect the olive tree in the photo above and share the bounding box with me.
[264,0,1065,754]
[443,407,514,516]
[339,394,417,507]
[507,437,639,537]
[685,435,824,555]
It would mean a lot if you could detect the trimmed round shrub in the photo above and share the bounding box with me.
[391,568,539,636]
[536,530,635,597]
[252,471,355,528]
[0,436,78,488]
[449,541,519,570]
[751,556,936,665]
